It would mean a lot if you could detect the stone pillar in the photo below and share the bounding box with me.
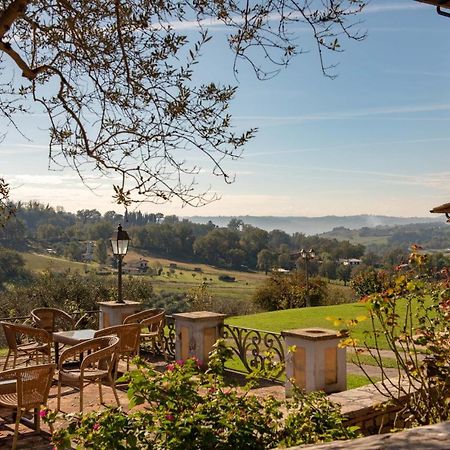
[173,311,226,364]
[281,328,346,395]
[97,301,141,329]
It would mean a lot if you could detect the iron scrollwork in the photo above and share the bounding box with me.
[222,324,285,381]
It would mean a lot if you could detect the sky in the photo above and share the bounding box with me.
[2,1,450,219]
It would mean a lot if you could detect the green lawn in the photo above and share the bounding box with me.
[22,252,98,273]
[227,298,426,350]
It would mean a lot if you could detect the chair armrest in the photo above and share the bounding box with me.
[59,340,102,368]
[80,344,117,371]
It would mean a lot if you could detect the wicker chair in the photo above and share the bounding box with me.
[94,323,141,372]
[1,322,52,370]
[123,309,166,356]
[30,307,76,334]
[57,336,120,412]
[0,363,56,450]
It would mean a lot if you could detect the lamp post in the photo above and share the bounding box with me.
[300,248,315,307]
[110,224,130,304]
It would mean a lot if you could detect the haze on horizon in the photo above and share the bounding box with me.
[1,1,450,219]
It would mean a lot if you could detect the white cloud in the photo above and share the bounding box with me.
[235,103,450,124]
[363,3,424,14]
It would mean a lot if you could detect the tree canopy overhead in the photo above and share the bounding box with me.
[0,0,366,212]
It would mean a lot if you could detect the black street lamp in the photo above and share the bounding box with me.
[300,248,315,307]
[110,224,130,304]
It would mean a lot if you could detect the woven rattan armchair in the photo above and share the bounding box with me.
[57,336,120,412]
[94,323,140,372]
[0,363,56,450]
[123,308,166,356]
[31,307,76,334]
[1,322,52,370]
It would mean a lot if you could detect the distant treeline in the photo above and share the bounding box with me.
[0,202,365,271]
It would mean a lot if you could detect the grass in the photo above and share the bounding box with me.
[21,252,98,273]
[347,374,380,390]
[227,297,428,351]
[347,353,399,369]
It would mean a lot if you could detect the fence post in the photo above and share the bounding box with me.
[173,311,226,364]
[281,328,346,396]
[97,301,141,328]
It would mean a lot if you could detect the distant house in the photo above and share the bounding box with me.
[272,268,290,273]
[123,258,149,274]
[340,258,362,266]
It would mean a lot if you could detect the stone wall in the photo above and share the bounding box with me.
[327,379,412,435]
[285,421,450,449]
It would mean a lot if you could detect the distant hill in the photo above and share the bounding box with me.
[185,215,441,235]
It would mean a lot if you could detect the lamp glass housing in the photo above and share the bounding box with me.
[110,225,130,256]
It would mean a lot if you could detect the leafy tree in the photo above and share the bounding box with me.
[257,249,274,275]
[95,238,108,265]
[227,218,244,231]
[350,267,390,299]
[239,225,269,266]
[268,229,291,251]
[318,258,338,280]
[0,0,365,210]
[253,271,327,310]
[36,223,61,240]
[0,247,32,289]
[0,178,14,227]
[64,241,83,261]
[336,264,352,286]
[76,209,102,224]
[88,221,114,241]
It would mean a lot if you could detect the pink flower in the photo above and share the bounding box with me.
[166,414,174,421]
[191,356,203,368]
[93,422,100,431]
[176,359,184,366]
[39,409,48,418]
[208,387,216,394]
[166,363,175,371]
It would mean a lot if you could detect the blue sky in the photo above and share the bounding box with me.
[2,1,450,218]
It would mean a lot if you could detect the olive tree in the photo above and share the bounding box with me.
[0,0,366,211]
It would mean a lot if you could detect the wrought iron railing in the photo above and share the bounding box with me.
[222,324,285,382]
[163,315,176,359]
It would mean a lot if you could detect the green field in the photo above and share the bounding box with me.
[20,250,267,304]
[227,297,425,350]
[320,229,390,246]
[22,252,98,273]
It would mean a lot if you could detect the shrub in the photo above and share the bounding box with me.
[142,291,188,314]
[46,341,359,449]
[218,274,235,282]
[0,271,156,318]
[253,271,328,310]
[350,267,391,299]
[344,248,450,428]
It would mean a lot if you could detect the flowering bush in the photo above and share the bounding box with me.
[344,247,450,428]
[46,341,359,449]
